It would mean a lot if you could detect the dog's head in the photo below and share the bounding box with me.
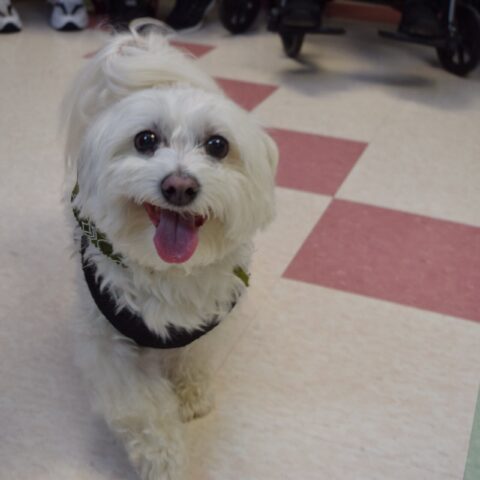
[63,31,278,270]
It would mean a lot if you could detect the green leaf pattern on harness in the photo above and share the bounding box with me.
[71,184,125,267]
[233,266,250,287]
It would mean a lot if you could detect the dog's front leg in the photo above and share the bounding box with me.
[173,364,215,423]
[75,325,186,480]
[168,347,215,423]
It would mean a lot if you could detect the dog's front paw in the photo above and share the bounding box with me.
[113,416,185,480]
[174,374,214,423]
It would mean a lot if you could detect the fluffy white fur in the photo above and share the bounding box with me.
[62,29,278,480]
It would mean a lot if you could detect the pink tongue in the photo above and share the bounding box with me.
[153,210,199,264]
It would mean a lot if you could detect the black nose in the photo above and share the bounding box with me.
[160,173,200,207]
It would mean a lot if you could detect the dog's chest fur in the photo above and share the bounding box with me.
[79,230,252,340]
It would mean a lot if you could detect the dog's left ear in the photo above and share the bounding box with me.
[252,129,278,229]
[261,130,279,178]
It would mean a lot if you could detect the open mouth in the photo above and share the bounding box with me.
[144,203,206,264]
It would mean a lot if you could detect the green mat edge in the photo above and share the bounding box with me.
[464,386,480,480]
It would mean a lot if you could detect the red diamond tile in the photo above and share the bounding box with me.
[169,41,215,58]
[215,78,278,111]
[284,199,480,322]
[269,128,366,196]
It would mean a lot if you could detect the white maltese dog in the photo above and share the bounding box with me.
[62,26,278,480]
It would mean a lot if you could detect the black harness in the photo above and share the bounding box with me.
[80,236,234,349]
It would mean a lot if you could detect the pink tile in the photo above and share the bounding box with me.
[284,200,480,322]
[169,41,215,58]
[269,128,366,196]
[215,77,278,111]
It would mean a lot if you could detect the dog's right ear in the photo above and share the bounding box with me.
[60,33,152,175]
[61,34,129,177]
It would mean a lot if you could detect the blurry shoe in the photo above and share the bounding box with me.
[0,0,22,33]
[165,0,215,32]
[399,0,442,37]
[49,0,89,31]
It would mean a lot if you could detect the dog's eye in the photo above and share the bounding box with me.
[134,130,159,154]
[205,135,229,160]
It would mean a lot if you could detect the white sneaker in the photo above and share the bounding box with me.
[49,0,88,31]
[0,0,22,33]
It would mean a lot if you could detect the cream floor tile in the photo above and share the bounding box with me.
[252,187,331,279]
[193,23,402,141]
[191,18,447,84]
[189,280,480,479]
[0,7,106,201]
[186,21,480,142]
[253,84,396,142]
[336,99,480,226]
[188,414,457,480]
[253,43,480,142]
[199,187,330,375]
[191,24,296,83]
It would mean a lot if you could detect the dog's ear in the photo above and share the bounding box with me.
[261,130,279,178]
[242,127,278,231]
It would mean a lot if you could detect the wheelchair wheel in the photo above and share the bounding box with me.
[436,4,480,76]
[281,32,305,57]
[219,0,261,34]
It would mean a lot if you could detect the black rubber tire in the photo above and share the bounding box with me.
[281,32,305,57]
[219,0,261,34]
[436,4,480,76]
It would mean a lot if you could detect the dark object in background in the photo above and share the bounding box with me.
[219,0,480,76]
[219,0,262,33]
[378,0,480,76]
[107,0,155,29]
[398,0,442,36]
[435,2,480,75]
[165,0,215,30]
